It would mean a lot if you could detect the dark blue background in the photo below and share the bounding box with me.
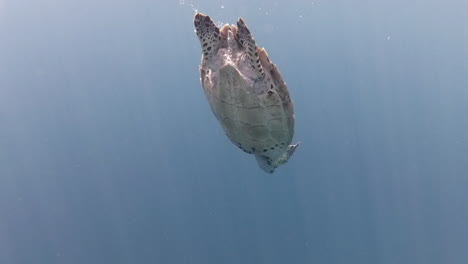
[1,0,467,263]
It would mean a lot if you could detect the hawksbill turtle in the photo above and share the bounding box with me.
[194,13,299,173]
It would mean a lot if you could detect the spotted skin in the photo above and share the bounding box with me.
[236,18,265,79]
[194,14,222,61]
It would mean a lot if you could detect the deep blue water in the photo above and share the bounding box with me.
[1,1,468,263]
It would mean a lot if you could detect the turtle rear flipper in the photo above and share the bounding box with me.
[254,155,276,174]
[255,143,299,173]
[194,13,227,62]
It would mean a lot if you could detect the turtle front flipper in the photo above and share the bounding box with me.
[194,13,226,62]
[236,18,265,79]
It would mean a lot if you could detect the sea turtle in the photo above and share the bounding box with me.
[194,13,299,173]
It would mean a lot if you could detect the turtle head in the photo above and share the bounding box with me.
[254,143,300,173]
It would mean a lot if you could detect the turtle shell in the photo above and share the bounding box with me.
[195,13,297,173]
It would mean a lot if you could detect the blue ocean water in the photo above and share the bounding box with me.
[1,0,467,263]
